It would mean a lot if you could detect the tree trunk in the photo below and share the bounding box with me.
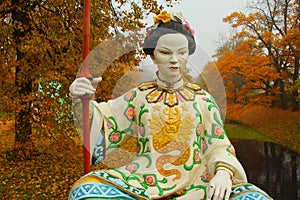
[15,51,32,145]
[12,0,33,147]
[291,56,299,111]
[278,78,288,110]
[15,105,32,145]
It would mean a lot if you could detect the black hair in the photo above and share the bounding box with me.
[143,20,196,55]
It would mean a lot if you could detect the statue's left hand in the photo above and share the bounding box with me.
[206,170,232,200]
[69,77,102,98]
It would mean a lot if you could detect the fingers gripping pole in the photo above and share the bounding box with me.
[79,0,92,175]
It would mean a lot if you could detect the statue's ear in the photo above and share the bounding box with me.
[150,55,156,64]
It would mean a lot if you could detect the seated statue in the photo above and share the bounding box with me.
[69,11,273,200]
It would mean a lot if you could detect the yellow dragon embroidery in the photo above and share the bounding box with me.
[149,106,195,180]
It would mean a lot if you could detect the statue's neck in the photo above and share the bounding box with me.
[156,71,183,91]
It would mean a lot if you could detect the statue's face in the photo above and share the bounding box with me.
[152,33,189,81]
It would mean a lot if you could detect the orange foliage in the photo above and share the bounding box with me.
[221,0,299,110]
[216,39,278,106]
[0,0,169,146]
[0,0,180,198]
[0,127,84,199]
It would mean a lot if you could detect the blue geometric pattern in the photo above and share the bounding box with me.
[69,182,136,200]
[231,192,270,200]
[93,171,151,198]
[231,183,272,200]
[69,172,272,200]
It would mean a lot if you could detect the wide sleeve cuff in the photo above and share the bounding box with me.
[214,162,235,179]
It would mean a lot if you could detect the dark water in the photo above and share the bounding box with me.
[232,139,300,200]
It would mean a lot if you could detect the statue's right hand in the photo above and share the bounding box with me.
[69,77,102,98]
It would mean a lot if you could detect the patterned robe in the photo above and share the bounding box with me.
[69,80,272,200]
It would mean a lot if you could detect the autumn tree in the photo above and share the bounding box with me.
[0,0,178,155]
[213,30,243,59]
[216,39,280,106]
[222,0,299,110]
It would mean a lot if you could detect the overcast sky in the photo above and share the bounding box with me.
[149,0,249,57]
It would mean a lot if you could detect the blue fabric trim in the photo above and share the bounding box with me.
[91,171,151,199]
[231,192,269,200]
[92,130,105,165]
[231,184,272,200]
[69,182,136,200]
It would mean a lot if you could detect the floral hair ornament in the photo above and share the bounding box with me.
[146,11,170,36]
[146,11,195,37]
[146,23,158,36]
[153,10,172,24]
[170,12,195,36]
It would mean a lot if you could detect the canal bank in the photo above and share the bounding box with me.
[225,124,300,200]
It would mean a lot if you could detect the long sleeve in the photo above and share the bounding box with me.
[89,90,139,165]
[197,91,247,181]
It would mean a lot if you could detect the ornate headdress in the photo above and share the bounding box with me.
[146,11,195,37]
[143,10,196,55]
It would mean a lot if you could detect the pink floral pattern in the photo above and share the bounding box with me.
[196,124,203,135]
[126,162,139,174]
[213,125,224,137]
[194,149,201,163]
[227,145,236,157]
[125,106,135,120]
[201,174,212,183]
[124,91,135,101]
[144,175,156,186]
[201,139,207,153]
[107,122,113,129]
[109,132,121,143]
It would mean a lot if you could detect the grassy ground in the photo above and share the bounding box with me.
[225,124,274,142]
[226,104,300,153]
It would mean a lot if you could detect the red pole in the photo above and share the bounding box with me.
[81,0,92,78]
[78,0,92,175]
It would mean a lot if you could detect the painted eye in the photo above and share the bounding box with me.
[159,50,170,55]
